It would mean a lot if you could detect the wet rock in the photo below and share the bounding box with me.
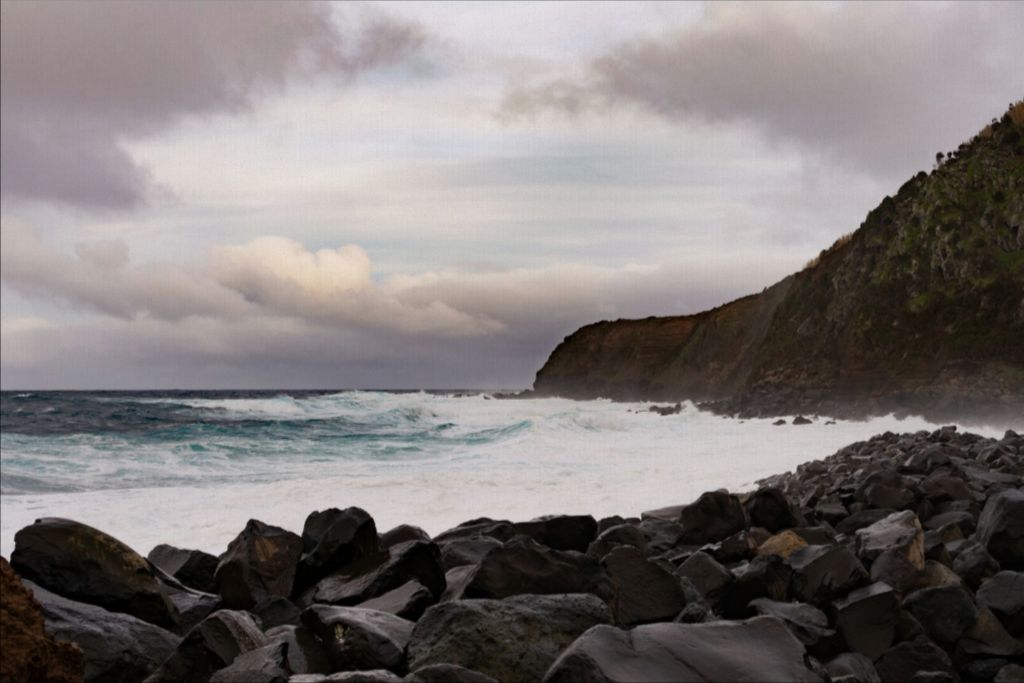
[301,605,414,673]
[512,515,598,552]
[357,580,435,621]
[679,490,749,544]
[404,664,498,682]
[976,571,1024,636]
[312,541,445,606]
[976,489,1024,569]
[958,608,1024,658]
[856,471,916,511]
[874,639,956,683]
[251,596,301,630]
[601,545,686,625]
[144,609,267,683]
[837,509,897,536]
[825,652,881,683]
[954,541,1001,589]
[461,537,613,602]
[0,558,84,683]
[26,580,179,683]
[856,511,925,593]
[746,487,803,533]
[295,508,379,594]
[793,415,813,425]
[208,641,289,683]
[214,520,302,610]
[903,584,978,646]
[439,537,502,570]
[11,518,179,629]
[788,544,868,605]
[586,524,647,559]
[543,616,820,682]
[148,545,219,594]
[675,550,732,600]
[750,598,837,658]
[264,625,330,675]
[833,582,901,660]
[902,444,955,474]
[379,525,429,550]
[718,554,793,618]
[407,593,610,683]
[758,530,809,558]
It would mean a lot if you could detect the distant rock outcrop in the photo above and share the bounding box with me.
[532,103,1024,423]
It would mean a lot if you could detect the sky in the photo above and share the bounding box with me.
[1,1,1022,390]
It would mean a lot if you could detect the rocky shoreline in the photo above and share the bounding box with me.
[2,426,1022,683]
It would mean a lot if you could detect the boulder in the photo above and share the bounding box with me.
[264,625,330,675]
[750,598,837,658]
[758,530,809,558]
[148,545,219,594]
[837,509,896,536]
[357,580,435,621]
[11,518,179,629]
[678,491,749,545]
[995,664,1024,683]
[512,515,598,552]
[405,664,498,682]
[953,541,1001,589]
[26,580,179,683]
[855,511,926,593]
[924,511,975,536]
[290,671,402,682]
[0,557,84,683]
[825,652,881,683]
[312,541,445,606]
[976,489,1024,569]
[856,471,916,511]
[432,519,516,545]
[438,565,476,602]
[788,544,868,605]
[215,520,302,610]
[903,584,978,646]
[301,605,414,673]
[165,588,221,634]
[586,524,647,559]
[703,530,759,563]
[874,639,956,683]
[208,642,289,683]
[601,545,686,625]
[833,582,901,660]
[745,487,802,533]
[958,608,1024,658]
[295,509,378,595]
[439,537,502,570]
[379,525,429,550]
[542,616,820,682]
[144,609,267,683]
[675,551,732,600]
[636,518,687,556]
[407,594,610,683]
[718,554,793,618]
[460,537,614,602]
[922,560,962,588]
[976,571,1024,636]
[251,596,301,630]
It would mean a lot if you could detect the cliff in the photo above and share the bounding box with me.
[533,103,1024,423]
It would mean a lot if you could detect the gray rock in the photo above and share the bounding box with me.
[439,536,502,570]
[954,540,1001,589]
[833,582,900,660]
[149,544,219,593]
[296,508,380,594]
[379,525,429,550]
[976,488,1024,569]
[825,652,881,683]
[750,598,836,658]
[874,639,956,683]
[265,625,330,675]
[977,571,1024,636]
[675,550,732,600]
[959,607,1024,658]
[252,596,302,630]
[209,642,289,683]
[357,580,435,621]
[601,545,686,625]
[404,664,498,682]
[215,520,302,610]
[25,579,180,683]
[542,616,820,682]
[718,554,793,618]
[788,544,868,606]
[312,541,445,606]
[903,584,978,646]
[856,511,926,593]
[301,605,414,673]
[144,609,268,683]
[994,664,1024,683]
[745,487,803,533]
[407,593,610,683]
[586,524,647,559]
[679,490,749,545]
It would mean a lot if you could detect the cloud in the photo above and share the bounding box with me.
[0,1,426,210]
[502,2,1024,176]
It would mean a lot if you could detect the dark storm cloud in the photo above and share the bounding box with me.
[0,1,425,209]
[503,2,1024,176]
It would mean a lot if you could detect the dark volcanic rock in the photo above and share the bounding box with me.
[601,545,686,625]
[903,584,978,646]
[833,582,901,660]
[407,593,610,683]
[11,517,179,629]
[301,605,414,673]
[958,607,1024,658]
[432,519,516,545]
[788,544,868,606]
[874,639,956,683]
[208,642,289,683]
[750,598,837,658]
[636,517,687,555]
[542,616,820,682]
[264,624,330,675]
[995,664,1024,683]
[295,508,379,595]
[976,571,1024,636]
[586,524,647,559]
[718,554,793,618]
[439,537,502,570]
[837,509,896,536]
[251,596,301,630]
[26,580,179,683]
[976,489,1024,570]
[312,541,445,606]
[856,510,926,593]
[512,515,598,552]
[215,519,302,610]
[357,580,435,621]
[460,537,614,602]
[679,490,749,544]
[745,487,803,532]
[953,541,1001,589]
[405,663,498,682]
[379,525,429,550]
[825,652,881,683]
[0,557,84,683]
[675,550,732,600]
[148,545,219,594]
[144,609,267,683]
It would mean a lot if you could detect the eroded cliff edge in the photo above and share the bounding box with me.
[533,104,1024,424]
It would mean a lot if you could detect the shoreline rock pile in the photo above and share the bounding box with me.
[1,426,1021,683]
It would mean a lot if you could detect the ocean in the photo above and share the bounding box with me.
[0,390,1010,559]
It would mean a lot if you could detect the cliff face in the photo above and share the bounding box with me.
[533,104,1024,421]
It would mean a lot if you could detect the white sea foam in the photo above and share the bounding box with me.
[0,393,1011,558]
